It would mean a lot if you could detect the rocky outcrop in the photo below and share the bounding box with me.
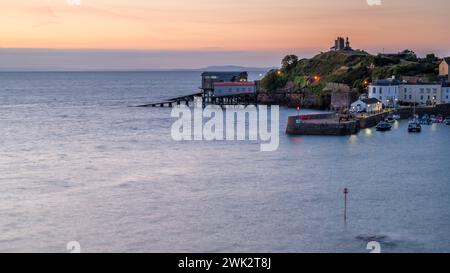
[257,92,331,109]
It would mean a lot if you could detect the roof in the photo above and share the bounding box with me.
[400,82,441,86]
[442,82,450,87]
[214,82,256,87]
[201,71,247,77]
[361,98,381,104]
[372,79,401,86]
[442,57,450,64]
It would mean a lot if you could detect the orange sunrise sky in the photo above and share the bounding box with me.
[1,0,449,69]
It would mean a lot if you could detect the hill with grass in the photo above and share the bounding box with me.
[260,50,441,96]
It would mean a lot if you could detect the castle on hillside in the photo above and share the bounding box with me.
[330,36,353,52]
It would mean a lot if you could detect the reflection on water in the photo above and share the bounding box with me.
[289,136,304,144]
[349,135,358,144]
[0,72,449,253]
[431,123,438,131]
[393,121,400,129]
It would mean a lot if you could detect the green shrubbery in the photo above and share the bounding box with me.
[261,50,442,95]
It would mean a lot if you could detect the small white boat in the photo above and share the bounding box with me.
[408,122,422,133]
[392,114,401,120]
[376,121,392,131]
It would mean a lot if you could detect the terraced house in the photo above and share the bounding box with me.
[368,79,400,107]
[398,83,442,106]
[442,83,450,104]
[369,79,445,106]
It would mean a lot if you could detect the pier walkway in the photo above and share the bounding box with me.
[135,92,257,108]
[135,92,203,108]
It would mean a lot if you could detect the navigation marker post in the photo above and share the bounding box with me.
[344,188,348,221]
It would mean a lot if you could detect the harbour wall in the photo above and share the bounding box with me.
[396,103,450,119]
[286,114,360,136]
[286,111,391,135]
[286,104,450,136]
[356,112,391,129]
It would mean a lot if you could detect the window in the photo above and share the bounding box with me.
[428,96,430,100]
[373,87,376,94]
[379,88,382,94]
[446,95,449,99]
[380,96,382,100]
[409,95,412,100]
[427,88,431,94]
[433,88,437,93]
[420,88,425,93]
[404,95,407,99]
[421,95,424,100]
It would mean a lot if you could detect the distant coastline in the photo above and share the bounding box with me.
[0,66,273,73]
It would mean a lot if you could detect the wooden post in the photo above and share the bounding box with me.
[344,188,348,221]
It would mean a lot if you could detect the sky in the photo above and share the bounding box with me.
[1,0,449,70]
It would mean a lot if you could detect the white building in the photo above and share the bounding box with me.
[351,98,382,113]
[442,83,450,104]
[368,79,400,107]
[398,83,442,106]
[370,78,445,106]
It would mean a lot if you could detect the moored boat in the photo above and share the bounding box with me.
[376,121,392,131]
[385,116,395,123]
[420,116,432,125]
[408,122,422,133]
[444,117,450,125]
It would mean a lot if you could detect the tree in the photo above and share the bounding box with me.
[281,55,299,71]
[261,70,287,92]
[425,53,438,63]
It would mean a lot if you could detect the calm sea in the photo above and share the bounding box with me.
[0,71,449,253]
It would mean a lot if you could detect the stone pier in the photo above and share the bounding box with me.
[286,113,360,136]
